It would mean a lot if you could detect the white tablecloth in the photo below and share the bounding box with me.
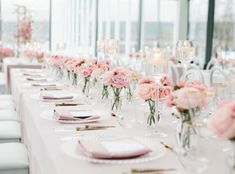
[10,68,228,174]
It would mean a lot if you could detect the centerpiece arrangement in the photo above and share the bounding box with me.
[101,67,130,110]
[166,80,208,150]
[135,76,172,127]
[209,100,235,174]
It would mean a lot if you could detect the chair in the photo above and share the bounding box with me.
[0,101,15,110]
[0,143,29,174]
[0,95,13,101]
[0,110,19,121]
[0,121,21,143]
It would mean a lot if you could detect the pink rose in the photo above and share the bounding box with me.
[138,77,155,85]
[160,76,172,86]
[159,86,172,99]
[166,95,174,107]
[176,80,185,88]
[82,67,93,77]
[91,68,103,78]
[97,60,110,69]
[209,100,235,139]
[111,71,130,88]
[185,81,207,92]
[172,87,206,110]
[100,71,113,86]
[135,84,158,100]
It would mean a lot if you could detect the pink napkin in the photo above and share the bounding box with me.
[54,108,100,121]
[78,139,151,159]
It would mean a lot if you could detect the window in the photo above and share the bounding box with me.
[142,0,178,49]
[1,0,50,49]
[51,0,96,54]
[188,0,208,65]
[213,0,235,58]
[98,0,139,55]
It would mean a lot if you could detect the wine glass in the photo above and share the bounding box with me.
[175,40,195,74]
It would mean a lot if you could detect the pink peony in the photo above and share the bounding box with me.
[100,71,114,86]
[209,100,235,139]
[159,86,172,99]
[185,81,207,92]
[111,71,130,88]
[166,95,174,107]
[160,75,173,86]
[135,83,159,101]
[91,68,103,78]
[172,87,206,110]
[138,77,155,85]
[177,80,185,88]
[82,66,93,78]
[97,60,110,69]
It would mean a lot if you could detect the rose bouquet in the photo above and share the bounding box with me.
[18,20,32,44]
[0,47,14,60]
[126,69,142,101]
[49,55,65,79]
[101,67,130,110]
[91,60,111,99]
[166,80,207,150]
[208,100,235,173]
[69,58,85,86]
[81,65,93,94]
[135,76,172,126]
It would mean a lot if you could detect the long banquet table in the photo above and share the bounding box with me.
[10,68,229,174]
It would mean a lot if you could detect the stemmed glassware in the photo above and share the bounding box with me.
[175,40,195,77]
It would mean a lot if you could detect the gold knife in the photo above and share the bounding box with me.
[131,168,176,173]
[76,125,115,131]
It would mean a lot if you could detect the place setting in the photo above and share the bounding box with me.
[40,106,109,124]
[60,133,166,164]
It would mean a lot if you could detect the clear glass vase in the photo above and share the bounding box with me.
[146,99,159,127]
[177,121,198,151]
[227,141,235,174]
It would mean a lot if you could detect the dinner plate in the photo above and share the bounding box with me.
[61,135,165,164]
[40,109,108,124]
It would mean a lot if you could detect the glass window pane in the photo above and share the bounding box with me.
[213,0,235,58]
[2,0,50,49]
[142,0,178,48]
[98,0,139,55]
[188,0,208,65]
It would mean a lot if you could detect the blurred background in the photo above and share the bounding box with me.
[0,0,235,67]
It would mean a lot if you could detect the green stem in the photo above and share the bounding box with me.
[82,77,90,93]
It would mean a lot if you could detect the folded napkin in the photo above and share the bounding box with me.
[78,139,151,159]
[54,108,100,121]
[32,83,56,87]
[26,77,47,81]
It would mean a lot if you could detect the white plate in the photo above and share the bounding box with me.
[61,135,165,164]
[40,109,108,124]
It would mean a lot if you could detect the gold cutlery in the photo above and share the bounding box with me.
[76,125,115,131]
[55,102,83,106]
[40,87,60,91]
[160,141,174,152]
[131,168,176,173]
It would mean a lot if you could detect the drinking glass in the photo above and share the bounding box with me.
[175,40,195,72]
